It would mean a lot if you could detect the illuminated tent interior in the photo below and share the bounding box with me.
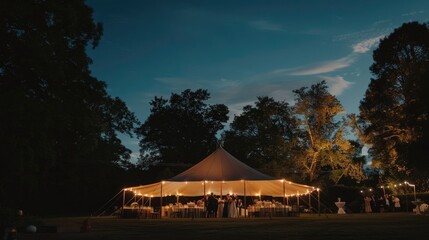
[124,147,316,199]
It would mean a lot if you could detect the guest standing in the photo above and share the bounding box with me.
[364,196,372,213]
[377,196,385,213]
[207,193,217,217]
[217,197,224,218]
[228,195,238,218]
[384,194,391,212]
[393,196,401,212]
[237,199,243,217]
[222,194,230,218]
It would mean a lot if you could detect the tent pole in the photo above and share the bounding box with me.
[318,189,320,216]
[243,180,246,218]
[282,180,286,206]
[160,181,163,219]
[283,180,286,217]
[297,192,300,209]
[203,181,206,213]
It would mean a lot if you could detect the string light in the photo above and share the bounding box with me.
[367,181,418,201]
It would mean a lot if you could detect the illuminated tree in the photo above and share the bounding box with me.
[293,81,366,183]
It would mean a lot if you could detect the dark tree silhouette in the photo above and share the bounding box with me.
[137,89,228,178]
[223,96,298,178]
[0,0,139,214]
[357,22,429,189]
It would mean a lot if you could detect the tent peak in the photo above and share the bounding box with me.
[168,147,275,181]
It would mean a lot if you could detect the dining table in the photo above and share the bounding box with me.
[162,205,205,218]
[411,200,424,215]
[335,201,346,214]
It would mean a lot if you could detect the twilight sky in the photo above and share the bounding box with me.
[86,0,429,161]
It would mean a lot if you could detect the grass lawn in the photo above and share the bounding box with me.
[15,213,429,240]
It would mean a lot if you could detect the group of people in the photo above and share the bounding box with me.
[363,193,401,213]
[204,193,243,218]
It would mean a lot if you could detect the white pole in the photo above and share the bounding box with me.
[318,189,320,216]
[160,181,163,219]
[243,180,246,218]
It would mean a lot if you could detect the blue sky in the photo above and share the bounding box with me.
[86,0,429,161]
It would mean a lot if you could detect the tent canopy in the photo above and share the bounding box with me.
[169,146,275,181]
[125,147,316,197]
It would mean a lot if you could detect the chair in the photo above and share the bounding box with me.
[150,207,161,219]
[262,208,272,219]
[275,207,284,217]
[187,205,197,219]
[171,206,183,218]
[290,205,300,217]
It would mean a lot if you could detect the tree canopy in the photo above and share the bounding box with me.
[358,21,429,188]
[293,81,366,184]
[137,89,228,178]
[0,0,139,214]
[223,96,298,178]
[223,82,366,184]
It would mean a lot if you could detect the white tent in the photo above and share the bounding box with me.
[124,147,316,198]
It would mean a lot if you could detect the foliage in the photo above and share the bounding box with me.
[223,83,366,184]
[223,96,298,178]
[293,81,366,184]
[0,0,139,214]
[357,21,429,189]
[137,89,228,177]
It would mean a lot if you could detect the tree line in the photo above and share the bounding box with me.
[1,0,428,215]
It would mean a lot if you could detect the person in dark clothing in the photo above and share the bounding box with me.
[207,193,218,217]
[223,194,230,218]
[377,196,385,212]
[384,194,391,212]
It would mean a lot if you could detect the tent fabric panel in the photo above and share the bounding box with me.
[126,182,162,197]
[245,180,314,197]
[245,180,283,197]
[168,147,275,181]
[162,181,206,196]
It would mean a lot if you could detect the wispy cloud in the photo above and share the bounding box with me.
[249,20,283,31]
[155,77,207,90]
[211,79,303,118]
[152,55,357,121]
[402,10,424,17]
[352,35,384,53]
[288,56,355,76]
[320,76,353,96]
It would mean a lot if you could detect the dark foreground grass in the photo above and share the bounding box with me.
[16,213,429,240]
